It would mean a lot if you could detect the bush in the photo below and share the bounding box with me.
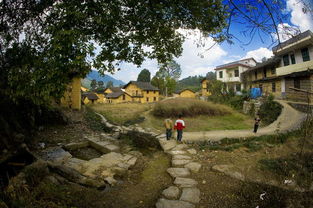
[152,98,231,118]
[84,107,112,132]
[258,96,282,125]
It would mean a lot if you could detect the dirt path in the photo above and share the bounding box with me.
[183,100,306,142]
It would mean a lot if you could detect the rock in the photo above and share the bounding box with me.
[128,151,143,157]
[39,147,72,164]
[160,140,177,151]
[104,176,117,185]
[162,186,180,199]
[173,155,192,160]
[65,157,85,171]
[184,162,201,173]
[172,144,188,151]
[167,168,190,178]
[103,144,120,152]
[168,150,187,155]
[180,188,201,204]
[156,198,195,208]
[101,170,114,178]
[126,157,137,166]
[88,140,113,154]
[212,165,245,181]
[187,149,197,155]
[174,177,198,188]
[172,160,192,166]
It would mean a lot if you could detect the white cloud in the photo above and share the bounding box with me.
[287,0,313,32]
[273,23,300,42]
[113,29,227,82]
[243,47,273,62]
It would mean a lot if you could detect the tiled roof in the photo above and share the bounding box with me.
[105,91,124,98]
[215,58,256,70]
[242,57,281,74]
[176,89,195,94]
[82,92,99,100]
[123,81,159,91]
[272,30,313,52]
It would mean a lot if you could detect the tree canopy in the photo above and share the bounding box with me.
[137,69,151,82]
[1,0,227,104]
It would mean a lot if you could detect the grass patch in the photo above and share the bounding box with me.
[90,103,150,126]
[259,152,313,188]
[152,98,231,117]
[198,131,298,152]
[259,96,282,125]
[141,110,253,132]
[84,107,112,132]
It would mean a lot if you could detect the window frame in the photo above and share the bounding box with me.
[272,82,276,92]
[301,47,310,62]
[219,71,223,78]
[234,69,239,77]
[283,54,290,66]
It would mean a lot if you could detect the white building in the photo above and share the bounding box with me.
[215,58,257,92]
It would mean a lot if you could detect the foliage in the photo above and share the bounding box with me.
[176,75,205,92]
[198,131,297,152]
[84,107,112,132]
[106,81,114,88]
[258,96,282,125]
[158,60,182,81]
[259,152,313,188]
[206,71,216,80]
[152,98,230,118]
[90,79,97,90]
[97,81,104,88]
[137,69,151,82]
[1,0,227,105]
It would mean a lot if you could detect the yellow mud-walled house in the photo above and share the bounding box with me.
[177,89,196,98]
[61,77,82,110]
[123,81,160,103]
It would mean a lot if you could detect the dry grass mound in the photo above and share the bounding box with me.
[152,98,231,118]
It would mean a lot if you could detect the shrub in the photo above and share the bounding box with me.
[84,107,112,132]
[152,98,231,118]
[258,97,282,125]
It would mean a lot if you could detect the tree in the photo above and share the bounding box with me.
[106,81,114,88]
[137,69,151,82]
[159,60,182,81]
[91,79,97,90]
[1,0,227,105]
[97,81,104,89]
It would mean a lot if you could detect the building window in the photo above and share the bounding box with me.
[147,91,149,94]
[236,84,241,92]
[122,95,125,100]
[283,54,290,66]
[271,67,276,75]
[290,53,296,64]
[263,69,267,78]
[234,69,239,77]
[301,48,310,62]
[219,71,223,78]
[146,97,149,102]
[136,90,138,96]
[254,71,257,80]
[154,97,156,101]
[294,79,300,89]
[272,83,276,92]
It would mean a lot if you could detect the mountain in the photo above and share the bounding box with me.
[176,75,205,92]
[84,70,125,88]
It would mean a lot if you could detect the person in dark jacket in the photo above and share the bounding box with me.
[174,115,185,142]
[253,114,261,133]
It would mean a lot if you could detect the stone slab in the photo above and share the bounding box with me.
[180,188,200,204]
[187,149,197,155]
[162,186,180,199]
[159,140,177,151]
[156,198,195,208]
[167,168,190,178]
[168,150,187,155]
[184,162,202,173]
[171,144,188,151]
[212,165,245,181]
[64,141,89,150]
[174,177,198,188]
[172,159,192,166]
[173,155,192,160]
[39,147,72,164]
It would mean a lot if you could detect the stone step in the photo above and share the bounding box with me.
[180,188,201,204]
[174,177,198,188]
[167,168,190,178]
[156,198,195,208]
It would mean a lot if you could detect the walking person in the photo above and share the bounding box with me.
[174,114,185,142]
[253,113,261,133]
[164,118,173,140]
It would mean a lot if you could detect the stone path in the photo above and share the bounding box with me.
[183,100,306,142]
[156,136,202,208]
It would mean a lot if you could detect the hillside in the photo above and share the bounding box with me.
[83,70,125,89]
[176,75,205,92]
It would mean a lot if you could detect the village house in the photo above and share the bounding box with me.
[215,58,257,93]
[175,89,196,98]
[123,81,160,103]
[82,92,99,104]
[242,30,313,102]
[201,78,212,97]
[60,77,82,110]
[105,90,133,104]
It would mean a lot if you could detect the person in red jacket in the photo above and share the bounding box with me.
[174,114,185,142]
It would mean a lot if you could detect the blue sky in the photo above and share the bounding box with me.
[105,0,313,83]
